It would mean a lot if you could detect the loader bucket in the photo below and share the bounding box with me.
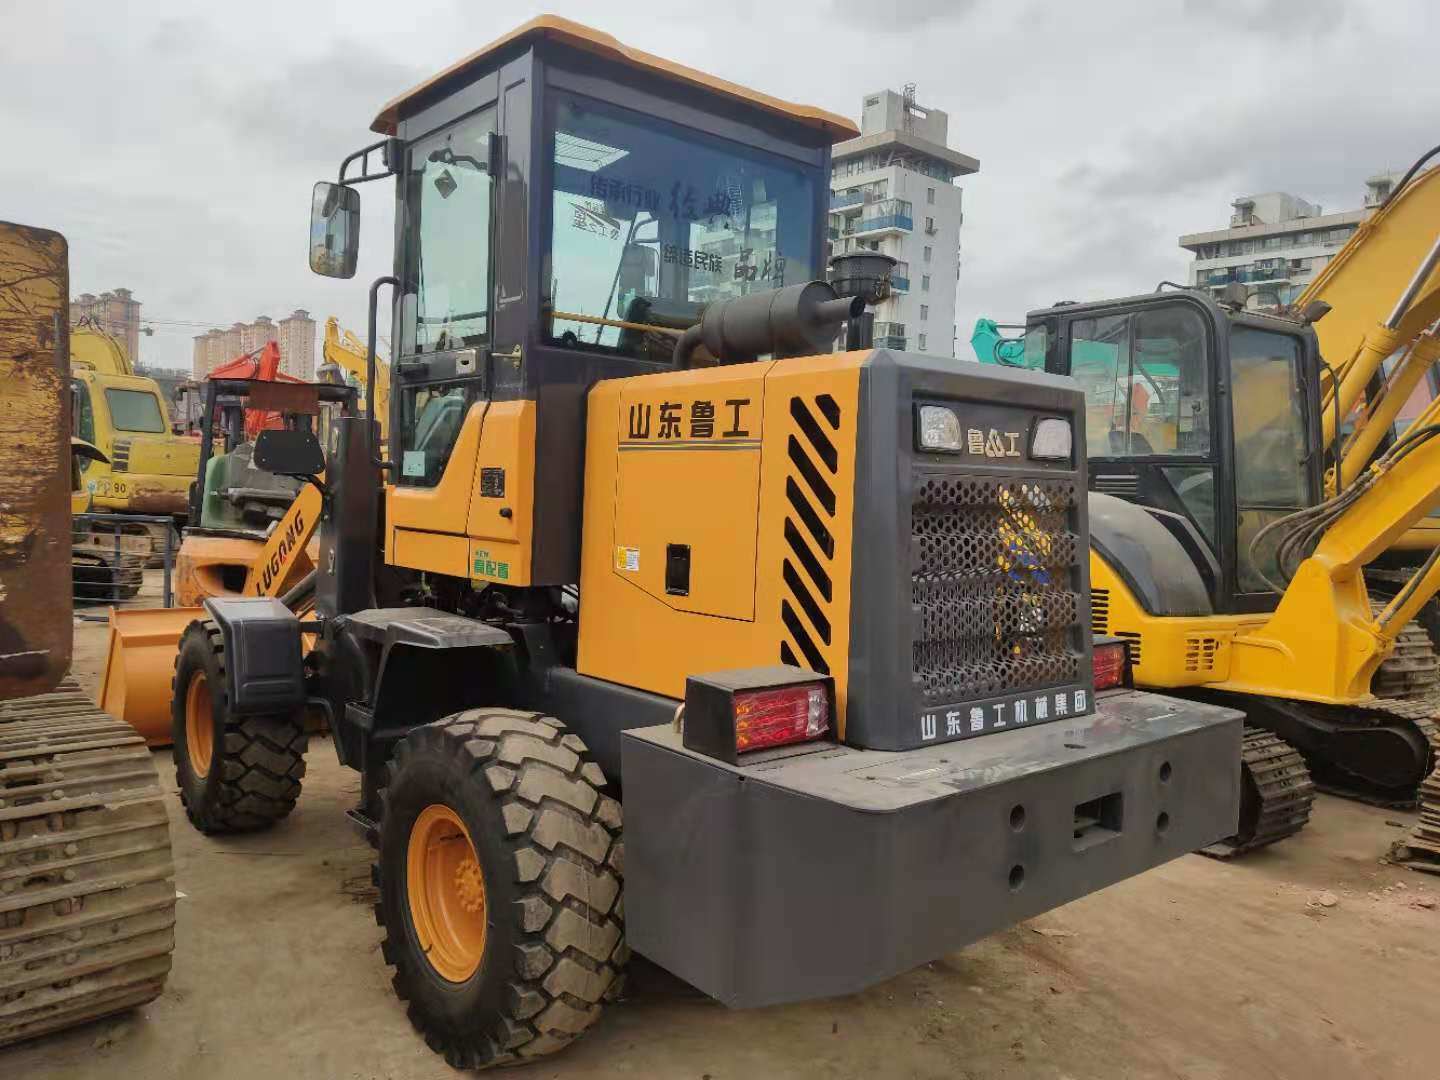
[98,605,204,746]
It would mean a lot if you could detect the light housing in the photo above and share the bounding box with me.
[1091,635,1132,691]
[916,404,962,452]
[683,666,836,764]
[1030,416,1073,461]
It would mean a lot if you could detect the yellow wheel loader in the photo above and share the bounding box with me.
[100,376,350,746]
[0,220,175,1046]
[142,17,1247,1069]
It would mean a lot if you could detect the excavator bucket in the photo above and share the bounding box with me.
[98,605,202,746]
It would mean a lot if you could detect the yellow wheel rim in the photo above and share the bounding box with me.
[407,803,487,983]
[184,671,213,777]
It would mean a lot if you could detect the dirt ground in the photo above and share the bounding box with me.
[5,614,1438,1080]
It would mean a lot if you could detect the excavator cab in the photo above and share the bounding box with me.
[1030,290,1325,614]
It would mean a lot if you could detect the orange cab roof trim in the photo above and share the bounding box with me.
[370,15,859,143]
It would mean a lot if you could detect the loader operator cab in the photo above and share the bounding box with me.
[1029,290,1324,613]
[309,18,836,591]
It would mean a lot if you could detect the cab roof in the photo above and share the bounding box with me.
[370,15,859,143]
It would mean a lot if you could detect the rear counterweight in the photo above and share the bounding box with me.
[622,689,1240,1008]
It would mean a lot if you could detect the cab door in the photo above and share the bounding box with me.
[1053,301,1223,599]
[386,106,499,578]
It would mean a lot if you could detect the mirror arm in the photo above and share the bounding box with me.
[339,138,404,186]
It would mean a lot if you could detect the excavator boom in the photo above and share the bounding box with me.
[1297,150,1440,468]
[322,316,388,436]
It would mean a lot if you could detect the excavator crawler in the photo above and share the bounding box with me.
[0,219,176,1047]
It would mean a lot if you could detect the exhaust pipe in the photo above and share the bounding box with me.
[673,281,864,367]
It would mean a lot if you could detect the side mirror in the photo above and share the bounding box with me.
[254,429,325,477]
[309,181,360,279]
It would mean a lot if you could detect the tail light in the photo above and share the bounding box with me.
[683,667,835,764]
[1091,636,1131,691]
[734,685,829,752]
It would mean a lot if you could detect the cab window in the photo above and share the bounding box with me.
[104,388,166,433]
[1071,306,1210,457]
[1021,323,1047,369]
[543,90,819,363]
[399,107,496,357]
[72,380,96,470]
[72,380,95,443]
[397,381,477,487]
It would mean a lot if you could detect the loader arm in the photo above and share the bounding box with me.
[241,479,323,597]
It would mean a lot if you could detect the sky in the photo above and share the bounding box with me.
[3,0,1437,372]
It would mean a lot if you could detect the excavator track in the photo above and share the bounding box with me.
[1392,765,1440,875]
[1293,604,1440,805]
[0,679,175,1047]
[1201,728,1315,859]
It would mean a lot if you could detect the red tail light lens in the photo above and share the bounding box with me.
[733,685,830,752]
[1092,640,1128,690]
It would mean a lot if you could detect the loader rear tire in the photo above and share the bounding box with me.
[374,709,625,1070]
[170,619,306,833]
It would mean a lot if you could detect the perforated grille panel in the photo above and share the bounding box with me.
[911,474,1085,703]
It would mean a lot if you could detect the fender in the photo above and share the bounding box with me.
[202,596,305,715]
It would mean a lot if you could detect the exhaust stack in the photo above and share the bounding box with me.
[672,281,864,367]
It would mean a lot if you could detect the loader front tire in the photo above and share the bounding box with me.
[374,709,625,1070]
[170,619,307,833]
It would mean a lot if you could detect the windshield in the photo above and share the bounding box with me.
[104,388,167,433]
[545,91,819,363]
[400,107,496,356]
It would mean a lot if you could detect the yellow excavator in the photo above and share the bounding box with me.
[0,219,176,1046]
[1026,146,1440,853]
[69,321,199,564]
[320,315,389,437]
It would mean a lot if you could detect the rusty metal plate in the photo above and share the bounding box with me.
[0,220,72,698]
[249,379,321,416]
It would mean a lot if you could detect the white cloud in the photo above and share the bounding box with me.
[2,0,1436,369]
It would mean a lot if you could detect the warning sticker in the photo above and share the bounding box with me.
[615,546,640,573]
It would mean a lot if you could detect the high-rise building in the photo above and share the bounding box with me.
[1179,172,1399,307]
[192,311,316,378]
[71,288,142,363]
[277,309,317,380]
[827,88,979,357]
[240,315,277,356]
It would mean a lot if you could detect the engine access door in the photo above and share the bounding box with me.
[612,370,766,621]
